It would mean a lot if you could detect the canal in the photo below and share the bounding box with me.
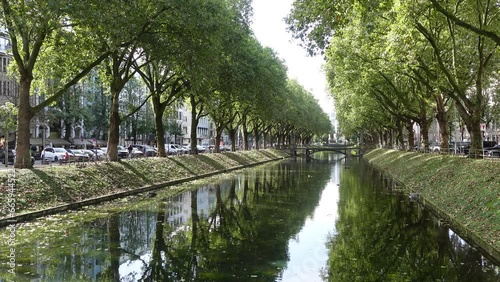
[0,153,498,281]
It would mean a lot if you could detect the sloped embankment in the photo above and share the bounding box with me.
[0,149,289,222]
[364,148,499,263]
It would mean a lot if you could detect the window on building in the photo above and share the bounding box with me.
[14,83,18,97]
[2,58,6,72]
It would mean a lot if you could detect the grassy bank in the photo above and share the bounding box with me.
[364,148,499,262]
[0,149,289,220]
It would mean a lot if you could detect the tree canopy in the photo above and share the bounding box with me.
[1,0,331,167]
[288,0,500,154]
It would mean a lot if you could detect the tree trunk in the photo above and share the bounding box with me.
[437,116,449,153]
[263,130,269,149]
[467,112,483,159]
[215,126,223,153]
[420,120,430,152]
[155,113,166,157]
[107,91,121,161]
[253,126,260,150]
[396,120,404,150]
[190,95,199,154]
[108,214,120,281]
[468,41,486,159]
[242,122,249,150]
[64,121,72,141]
[435,95,449,153]
[153,96,167,157]
[227,128,237,151]
[406,121,415,151]
[14,77,34,168]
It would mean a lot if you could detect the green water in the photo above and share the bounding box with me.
[0,155,498,281]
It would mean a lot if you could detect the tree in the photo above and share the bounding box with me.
[1,0,111,168]
[164,0,250,154]
[412,2,499,157]
[289,0,500,153]
[121,76,152,146]
[81,71,110,140]
[428,0,500,46]
[136,57,187,157]
[84,0,170,161]
[205,25,258,152]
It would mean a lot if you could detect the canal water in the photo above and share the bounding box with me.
[0,153,498,281]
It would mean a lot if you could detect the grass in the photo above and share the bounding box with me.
[0,149,289,218]
[364,148,500,261]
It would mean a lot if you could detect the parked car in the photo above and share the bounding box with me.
[181,145,191,154]
[220,145,232,152]
[133,148,145,158]
[93,148,107,159]
[429,143,441,153]
[116,146,129,159]
[81,149,97,161]
[132,144,157,157]
[454,141,471,154]
[31,148,41,160]
[41,147,72,163]
[173,144,185,154]
[207,145,231,153]
[4,149,36,165]
[485,144,500,157]
[196,145,206,153]
[0,148,15,164]
[67,149,90,162]
[464,141,497,155]
[165,144,180,155]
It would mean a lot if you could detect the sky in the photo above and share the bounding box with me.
[250,0,334,115]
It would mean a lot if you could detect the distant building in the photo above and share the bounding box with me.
[0,30,20,145]
[179,105,214,146]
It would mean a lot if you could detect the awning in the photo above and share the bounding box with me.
[91,139,107,146]
[29,138,72,146]
[71,138,93,146]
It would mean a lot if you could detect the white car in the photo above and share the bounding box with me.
[165,144,179,155]
[123,145,144,158]
[116,145,129,158]
[93,148,107,159]
[173,144,185,154]
[196,145,206,153]
[41,147,70,162]
[181,145,191,154]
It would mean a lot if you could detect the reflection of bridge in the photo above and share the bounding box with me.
[291,144,361,157]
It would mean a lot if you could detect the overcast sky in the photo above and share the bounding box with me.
[250,0,334,114]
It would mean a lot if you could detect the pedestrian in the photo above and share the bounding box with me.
[128,144,133,158]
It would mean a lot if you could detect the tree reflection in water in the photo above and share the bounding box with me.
[139,162,331,281]
[325,161,498,281]
[0,159,498,281]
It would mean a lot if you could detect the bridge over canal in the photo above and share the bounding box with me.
[290,144,362,158]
